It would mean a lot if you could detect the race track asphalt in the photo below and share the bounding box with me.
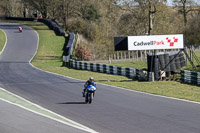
[0,99,87,133]
[0,22,200,133]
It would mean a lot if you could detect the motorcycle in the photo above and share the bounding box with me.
[19,27,22,32]
[84,85,96,104]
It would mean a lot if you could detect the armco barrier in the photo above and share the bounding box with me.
[69,60,146,80]
[181,70,200,86]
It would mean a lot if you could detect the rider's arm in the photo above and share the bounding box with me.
[93,82,96,87]
[84,81,89,88]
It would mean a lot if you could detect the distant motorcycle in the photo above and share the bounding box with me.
[84,85,96,104]
[19,27,22,32]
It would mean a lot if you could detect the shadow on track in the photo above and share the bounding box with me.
[58,102,86,104]
[14,31,23,33]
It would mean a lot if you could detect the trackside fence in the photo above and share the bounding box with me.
[69,60,148,81]
[181,70,200,86]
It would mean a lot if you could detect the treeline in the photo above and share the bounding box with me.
[0,0,200,60]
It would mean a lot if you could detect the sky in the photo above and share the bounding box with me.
[167,0,200,6]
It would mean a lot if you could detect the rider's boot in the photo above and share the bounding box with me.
[82,92,85,97]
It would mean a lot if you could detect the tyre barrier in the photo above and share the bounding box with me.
[62,32,75,62]
[181,70,200,86]
[4,17,34,21]
[69,60,142,80]
[38,18,65,36]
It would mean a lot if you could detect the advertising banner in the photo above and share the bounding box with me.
[128,34,184,50]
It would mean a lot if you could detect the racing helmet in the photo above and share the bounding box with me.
[89,77,94,81]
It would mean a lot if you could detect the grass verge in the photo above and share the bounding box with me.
[109,61,147,70]
[1,20,200,103]
[0,29,6,51]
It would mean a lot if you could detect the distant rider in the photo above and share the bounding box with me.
[19,26,22,32]
[82,77,96,97]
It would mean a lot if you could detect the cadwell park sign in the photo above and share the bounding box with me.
[114,34,184,51]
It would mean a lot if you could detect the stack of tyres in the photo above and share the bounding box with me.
[164,54,170,77]
[179,53,186,67]
[147,51,186,79]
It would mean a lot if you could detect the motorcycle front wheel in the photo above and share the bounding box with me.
[85,93,88,103]
[89,93,93,104]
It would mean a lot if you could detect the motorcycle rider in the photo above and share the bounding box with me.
[19,26,22,32]
[82,77,96,97]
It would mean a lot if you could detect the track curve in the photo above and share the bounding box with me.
[0,22,200,133]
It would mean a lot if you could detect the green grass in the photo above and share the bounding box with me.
[109,61,147,69]
[1,20,200,103]
[0,29,6,51]
[32,25,65,65]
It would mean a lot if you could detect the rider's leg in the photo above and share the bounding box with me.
[82,88,86,97]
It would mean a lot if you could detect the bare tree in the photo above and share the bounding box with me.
[0,0,23,17]
[184,13,200,47]
[118,0,167,35]
[173,0,199,26]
